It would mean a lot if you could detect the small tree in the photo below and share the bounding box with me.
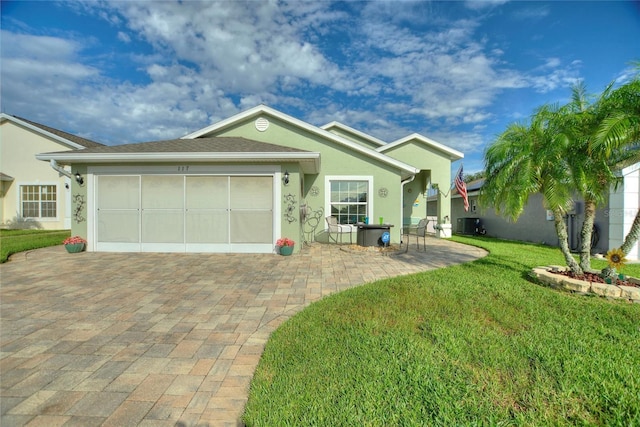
[483,73,639,275]
[554,82,619,272]
[481,105,582,274]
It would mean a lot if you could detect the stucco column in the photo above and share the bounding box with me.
[70,165,88,240]
[436,188,452,238]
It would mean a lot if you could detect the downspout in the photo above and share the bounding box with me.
[49,159,73,180]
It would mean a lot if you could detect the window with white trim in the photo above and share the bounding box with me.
[20,185,57,219]
[329,179,369,224]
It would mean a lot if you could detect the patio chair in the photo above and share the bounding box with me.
[326,216,353,244]
[402,218,428,251]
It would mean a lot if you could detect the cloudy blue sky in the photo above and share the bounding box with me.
[1,0,639,174]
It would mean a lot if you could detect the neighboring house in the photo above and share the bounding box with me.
[0,114,103,230]
[36,105,463,253]
[608,162,640,260]
[431,163,640,260]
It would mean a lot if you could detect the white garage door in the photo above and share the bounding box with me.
[95,174,274,253]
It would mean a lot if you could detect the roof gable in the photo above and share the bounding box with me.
[320,121,386,149]
[182,105,419,176]
[378,133,463,161]
[0,113,103,149]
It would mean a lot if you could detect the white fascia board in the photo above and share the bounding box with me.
[379,133,464,161]
[320,121,387,147]
[35,151,321,173]
[181,105,268,139]
[182,105,418,176]
[620,162,640,176]
[0,113,86,150]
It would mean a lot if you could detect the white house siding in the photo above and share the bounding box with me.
[608,164,640,260]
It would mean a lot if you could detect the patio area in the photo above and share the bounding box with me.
[1,239,487,426]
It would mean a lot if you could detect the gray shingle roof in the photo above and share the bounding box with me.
[59,137,310,154]
[14,116,104,148]
[453,178,484,195]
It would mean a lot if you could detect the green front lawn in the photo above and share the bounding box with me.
[0,229,70,263]
[244,236,640,426]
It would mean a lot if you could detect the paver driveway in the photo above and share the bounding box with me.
[1,239,486,426]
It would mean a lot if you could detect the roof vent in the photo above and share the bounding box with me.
[255,117,269,132]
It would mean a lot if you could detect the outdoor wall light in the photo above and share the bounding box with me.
[283,170,290,185]
[75,172,84,185]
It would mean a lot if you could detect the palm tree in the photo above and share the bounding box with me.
[481,105,582,274]
[482,73,639,274]
[593,74,640,255]
[554,82,618,272]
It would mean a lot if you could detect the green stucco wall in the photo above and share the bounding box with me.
[279,162,302,252]
[70,165,88,239]
[384,141,454,227]
[212,115,405,243]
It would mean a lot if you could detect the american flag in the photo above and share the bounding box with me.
[455,165,469,212]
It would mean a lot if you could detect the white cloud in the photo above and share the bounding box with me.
[464,0,510,11]
[0,0,597,153]
[100,1,347,93]
[1,30,87,62]
[342,15,528,127]
[529,60,582,93]
[512,4,550,20]
[117,31,130,43]
[613,65,639,85]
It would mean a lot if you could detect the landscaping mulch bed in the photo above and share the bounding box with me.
[553,269,640,288]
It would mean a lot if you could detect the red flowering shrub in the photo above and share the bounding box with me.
[63,236,87,245]
[276,237,295,247]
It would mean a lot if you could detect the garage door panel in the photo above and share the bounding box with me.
[142,176,184,209]
[97,210,139,243]
[186,210,228,243]
[142,210,184,243]
[186,177,228,209]
[98,176,139,209]
[231,211,273,243]
[230,177,272,209]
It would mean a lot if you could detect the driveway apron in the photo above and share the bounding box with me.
[1,239,486,426]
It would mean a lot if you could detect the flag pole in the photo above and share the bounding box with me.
[439,164,463,197]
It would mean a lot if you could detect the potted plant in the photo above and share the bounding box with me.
[276,237,295,256]
[63,235,87,253]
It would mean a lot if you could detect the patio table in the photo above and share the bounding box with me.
[356,223,394,247]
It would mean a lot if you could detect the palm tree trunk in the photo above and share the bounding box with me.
[620,210,640,255]
[579,199,596,272]
[553,207,582,275]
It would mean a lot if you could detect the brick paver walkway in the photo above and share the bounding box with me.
[1,239,486,426]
